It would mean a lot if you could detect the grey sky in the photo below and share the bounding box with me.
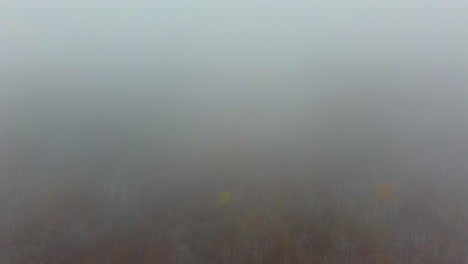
[2,0,468,73]
[1,0,468,162]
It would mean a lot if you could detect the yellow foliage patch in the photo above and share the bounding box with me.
[216,192,232,208]
[375,181,395,200]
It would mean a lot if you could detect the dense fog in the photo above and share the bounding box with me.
[1,1,468,263]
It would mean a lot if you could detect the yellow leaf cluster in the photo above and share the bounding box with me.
[216,192,232,208]
[375,181,394,200]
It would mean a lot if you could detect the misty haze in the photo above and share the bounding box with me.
[1,1,468,263]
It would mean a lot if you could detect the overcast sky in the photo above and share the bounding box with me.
[2,0,468,74]
[1,0,468,168]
